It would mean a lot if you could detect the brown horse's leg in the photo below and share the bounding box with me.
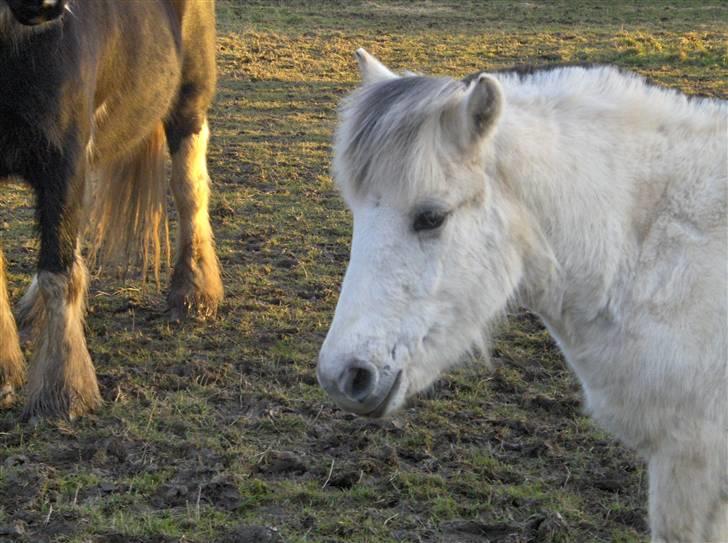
[0,247,25,408]
[165,2,222,320]
[25,254,100,419]
[16,273,42,343]
[166,119,223,320]
[24,154,100,420]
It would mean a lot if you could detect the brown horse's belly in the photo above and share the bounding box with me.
[89,2,182,164]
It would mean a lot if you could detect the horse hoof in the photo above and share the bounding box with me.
[167,292,220,322]
[22,400,99,422]
[167,283,222,322]
[22,384,101,421]
[168,248,223,322]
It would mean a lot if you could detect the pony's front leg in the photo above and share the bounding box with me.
[166,118,223,320]
[648,440,728,542]
[0,246,25,408]
[24,158,101,420]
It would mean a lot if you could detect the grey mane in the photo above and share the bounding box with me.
[338,75,463,196]
[336,62,726,200]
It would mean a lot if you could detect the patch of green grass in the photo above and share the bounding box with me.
[614,30,728,67]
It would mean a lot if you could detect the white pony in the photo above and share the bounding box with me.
[317,49,727,542]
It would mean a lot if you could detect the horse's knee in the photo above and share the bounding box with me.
[164,81,213,155]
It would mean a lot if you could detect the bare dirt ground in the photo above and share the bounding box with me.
[0,1,726,541]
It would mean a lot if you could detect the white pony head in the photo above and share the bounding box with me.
[318,50,532,417]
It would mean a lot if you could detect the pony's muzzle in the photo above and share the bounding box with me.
[317,356,401,417]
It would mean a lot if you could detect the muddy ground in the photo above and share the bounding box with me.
[0,1,726,542]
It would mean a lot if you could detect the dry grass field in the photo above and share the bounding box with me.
[0,1,726,541]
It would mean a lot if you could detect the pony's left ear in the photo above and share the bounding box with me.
[355,48,398,85]
[461,74,504,143]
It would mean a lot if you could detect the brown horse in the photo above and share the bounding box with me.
[0,0,223,419]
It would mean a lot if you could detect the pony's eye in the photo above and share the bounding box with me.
[413,210,447,232]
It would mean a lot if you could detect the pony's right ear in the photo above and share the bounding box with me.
[461,73,504,143]
[355,48,398,85]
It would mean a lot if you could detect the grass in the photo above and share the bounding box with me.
[0,1,726,541]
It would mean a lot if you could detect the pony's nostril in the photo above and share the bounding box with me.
[342,365,377,402]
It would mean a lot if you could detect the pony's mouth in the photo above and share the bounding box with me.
[364,370,403,418]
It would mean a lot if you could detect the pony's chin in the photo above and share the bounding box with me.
[367,364,449,418]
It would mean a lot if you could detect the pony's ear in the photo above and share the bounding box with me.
[355,48,398,85]
[461,73,503,143]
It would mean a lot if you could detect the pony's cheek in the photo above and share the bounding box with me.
[415,231,455,296]
[418,258,443,295]
[402,355,441,399]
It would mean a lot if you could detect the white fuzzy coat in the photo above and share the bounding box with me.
[318,51,727,541]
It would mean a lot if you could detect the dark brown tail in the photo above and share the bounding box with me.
[86,123,170,286]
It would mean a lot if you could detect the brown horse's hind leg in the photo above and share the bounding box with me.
[165,1,221,320]
[167,119,223,320]
[0,247,25,408]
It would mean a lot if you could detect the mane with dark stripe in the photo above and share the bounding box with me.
[334,62,726,203]
[335,75,464,199]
